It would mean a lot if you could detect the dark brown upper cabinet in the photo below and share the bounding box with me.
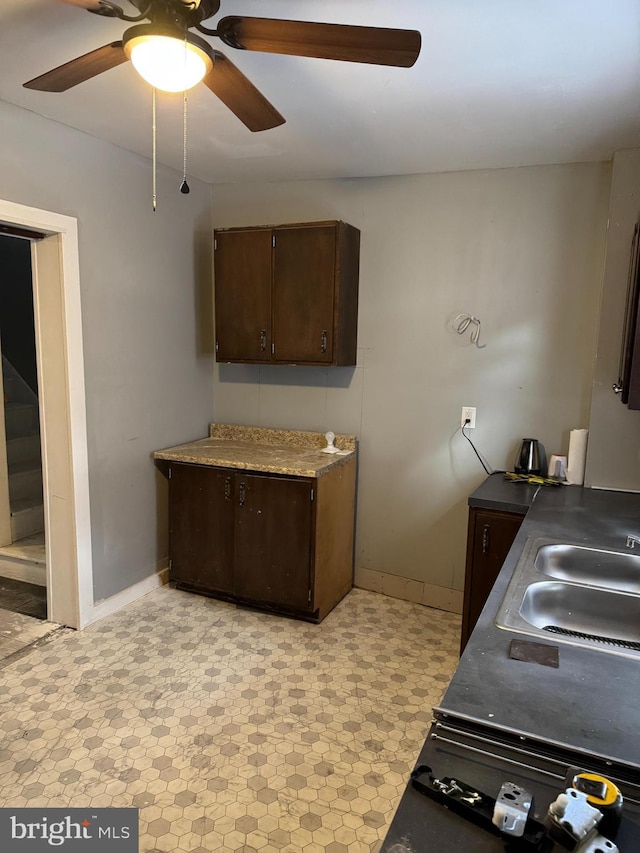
[214,220,360,366]
[213,228,272,362]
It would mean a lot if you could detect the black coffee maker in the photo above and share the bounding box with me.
[514,438,544,475]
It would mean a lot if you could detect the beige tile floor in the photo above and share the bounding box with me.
[0,586,460,852]
[0,605,61,664]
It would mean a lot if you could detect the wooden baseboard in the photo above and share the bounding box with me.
[354,566,463,614]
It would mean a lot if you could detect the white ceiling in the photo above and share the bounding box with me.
[2,0,640,185]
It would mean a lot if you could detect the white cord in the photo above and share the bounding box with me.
[152,86,157,212]
[453,313,486,349]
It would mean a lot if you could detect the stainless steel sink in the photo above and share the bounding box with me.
[495,538,640,658]
[520,581,640,642]
[535,543,640,593]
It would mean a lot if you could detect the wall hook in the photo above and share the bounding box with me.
[453,313,486,349]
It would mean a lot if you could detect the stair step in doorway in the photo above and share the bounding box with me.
[10,502,44,540]
[0,325,45,597]
[0,532,45,587]
[4,401,38,439]
[6,434,40,467]
[8,462,42,503]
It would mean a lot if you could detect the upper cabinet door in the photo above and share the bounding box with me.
[214,228,272,361]
[272,225,337,364]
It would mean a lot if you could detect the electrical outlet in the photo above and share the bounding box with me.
[461,406,476,429]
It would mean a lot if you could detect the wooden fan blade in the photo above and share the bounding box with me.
[55,0,103,9]
[203,51,285,132]
[217,17,422,68]
[24,42,127,92]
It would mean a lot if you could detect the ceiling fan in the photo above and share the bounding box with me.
[24,0,422,132]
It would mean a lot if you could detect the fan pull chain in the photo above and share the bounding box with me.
[152,86,157,212]
[180,91,190,194]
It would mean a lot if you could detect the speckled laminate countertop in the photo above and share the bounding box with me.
[154,424,357,478]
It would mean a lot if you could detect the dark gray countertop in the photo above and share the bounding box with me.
[439,483,640,769]
[468,472,540,514]
[381,480,640,852]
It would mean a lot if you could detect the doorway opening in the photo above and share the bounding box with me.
[0,198,93,632]
[0,234,46,623]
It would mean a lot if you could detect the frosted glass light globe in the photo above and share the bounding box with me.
[127,34,212,93]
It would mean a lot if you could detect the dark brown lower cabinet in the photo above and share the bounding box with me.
[234,473,313,612]
[460,507,525,653]
[167,459,356,622]
[169,463,235,596]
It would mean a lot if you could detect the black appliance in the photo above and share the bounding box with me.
[514,438,544,475]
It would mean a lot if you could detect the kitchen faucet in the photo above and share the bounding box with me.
[626,534,640,549]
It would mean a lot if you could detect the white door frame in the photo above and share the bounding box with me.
[0,198,93,629]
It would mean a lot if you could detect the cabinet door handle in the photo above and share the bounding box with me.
[482,523,490,555]
[260,330,267,352]
[224,477,232,501]
[239,481,246,506]
[321,330,328,353]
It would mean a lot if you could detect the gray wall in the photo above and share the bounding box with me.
[586,149,640,491]
[211,163,610,603]
[0,100,214,602]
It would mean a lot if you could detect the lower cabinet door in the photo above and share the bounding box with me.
[168,463,235,595]
[461,508,524,652]
[234,473,313,611]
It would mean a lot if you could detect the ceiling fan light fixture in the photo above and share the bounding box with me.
[124,28,213,93]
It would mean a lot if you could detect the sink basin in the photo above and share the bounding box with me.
[520,581,640,644]
[535,544,640,593]
[495,538,640,658]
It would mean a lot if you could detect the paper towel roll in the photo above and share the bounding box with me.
[565,429,589,485]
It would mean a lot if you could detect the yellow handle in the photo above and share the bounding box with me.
[573,772,621,807]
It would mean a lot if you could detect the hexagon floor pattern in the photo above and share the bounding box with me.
[0,586,460,852]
